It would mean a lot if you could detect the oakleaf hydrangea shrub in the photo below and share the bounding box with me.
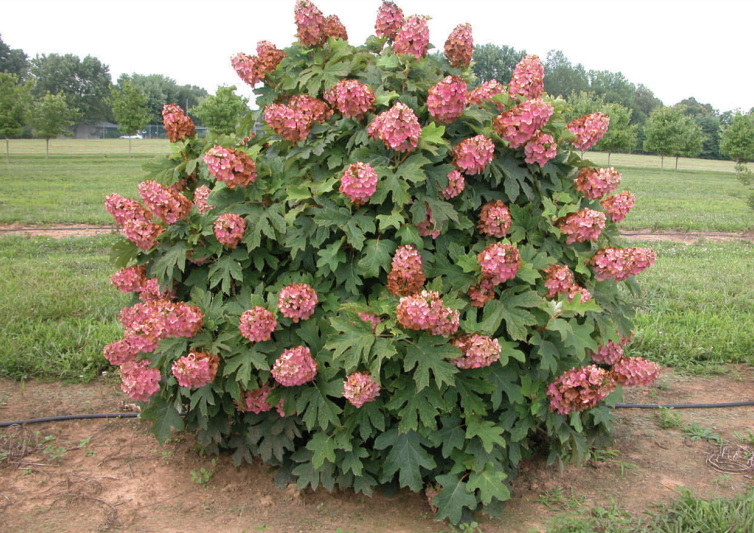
[104,0,658,523]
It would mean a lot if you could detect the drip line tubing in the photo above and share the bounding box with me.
[2,401,754,428]
[0,226,118,233]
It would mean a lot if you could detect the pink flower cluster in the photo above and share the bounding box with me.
[559,208,607,244]
[601,191,636,222]
[278,283,318,323]
[324,79,375,120]
[193,185,213,214]
[162,104,196,143]
[214,213,246,248]
[427,76,467,124]
[239,306,277,342]
[574,167,622,200]
[452,135,495,175]
[387,244,425,296]
[394,15,430,58]
[589,340,624,365]
[567,285,592,303]
[343,372,381,407]
[477,243,521,285]
[417,206,443,239]
[242,383,274,414]
[467,278,495,308]
[543,264,574,298]
[368,102,421,152]
[203,146,257,189]
[493,98,553,149]
[611,357,661,387]
[264,95,332,143]
[396,290,460,337]
[294,0,326,47]
[440,169,465,199]
[375,1,404,39]
[105,193,165,251]
[508,55,545,101]
[524,131,558,166]
[467,80,506,111]
[477,200,512,238]
[138,180,192,225]
[119,360,161,402]
[568,112,610,151]
[547,365,616,415]
[171,350,219,389]
[321,15,348,42]
[451,334,501,369]
[231,41,286,87]
[591,247,656,282]
[444,23,473,68]
[340,162,379,206]
[110,264,147,293]
[272,346,318,386]
[139,278,174,302]
[358,312,384,333]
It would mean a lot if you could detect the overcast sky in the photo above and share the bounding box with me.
[2,0,752,113]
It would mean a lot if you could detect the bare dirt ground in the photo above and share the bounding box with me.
[1,367,753,533]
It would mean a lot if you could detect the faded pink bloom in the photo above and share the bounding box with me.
[322,15,348,42]
[589,341,624,365]
[138,180,192,225]
[368,102,421,152]
[343,372,381,407]
[358,312,384,333]
[110,265,147,293]
[324,79,375,120]
[214,213,246,248]
[493,98,553,148]
[417,206,443,239]
[546,365,616,415]
[203,146,257,189]
[105,193,151,227]
[451,334,501,369]
[163,302,204,338]
[524,131,558,166]
[162,104,196,143]
[294,0,325,47]
[590,247,656,282]
[138,278,174,302]
[574,167,622,200]
[477,200,512,238]
[375,0,404,39]
[396,290,459,337]
[611,356,661,387]
[239,307,278,342]
[340,162,379,206]
[193,185,213,214]
[241,383,274,414]
[543,264,574,298]
[171,350,219,389]
[427,76,467,124]
[452,135,495,175]
[122,218,166,251]
[508,55,545,100]
[567,284,592,303]
[601,191,636,222]
[440,169,465,200]
[103,338,139,366]
[119,360,161,402]
[387,244,425,296]
[467,80,506,111]
[568,112,610,151]
[394,15,429,58]
[231,42,285,87]
[264,95,332,143]
[559,208,607,244]
[277,283,318,323]
[444,23,473,68]
[467,278,495,308]
[477,243,520,285]
[272,346,318,386]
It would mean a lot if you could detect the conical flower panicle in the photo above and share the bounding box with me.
[387,244,425,296]
[444,23,473,68]
[375,1,404,39]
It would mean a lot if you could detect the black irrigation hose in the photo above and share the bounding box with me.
[2,401,754,428]
[0,226,119,233]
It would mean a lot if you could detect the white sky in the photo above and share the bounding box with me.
[2,0,752,113]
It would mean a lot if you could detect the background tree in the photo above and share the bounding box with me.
[30,54,112,124]
[0,34,29,79]
[118,73,208,125]
[566,91,604,122]
[643,105,704,171]
[0,73,33,163]
[544,50,589,98]
[595,102,637,164]
[471,43,526,85]
[720,112,754,177]
[191,85,249,135]
[29,92,81,158]
[110,81,151,157]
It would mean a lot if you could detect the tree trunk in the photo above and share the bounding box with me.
[607,151,612,166]
[5,137,9,164]
[675,156,679,171]
[735,157,741,178]
[46,138,50,159]
[660,155,664,173]
[129,138,132,158]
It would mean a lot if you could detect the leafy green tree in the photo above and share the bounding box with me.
[693,114,722,160]
[587,70,636,109]
[30,54,112,124]
[566,91,604,122]
[110,81,151,157]
[595,103,637,164]
[643,105,704,171]
[118,73,208,125]
[0,73,33,163]
[632,84,662,124]
[191,85,249,135]
[0,34,29,79]
[544,50,589,98]
[29,92,81,158]
[471,43,526,85]
[720,112,754,176]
